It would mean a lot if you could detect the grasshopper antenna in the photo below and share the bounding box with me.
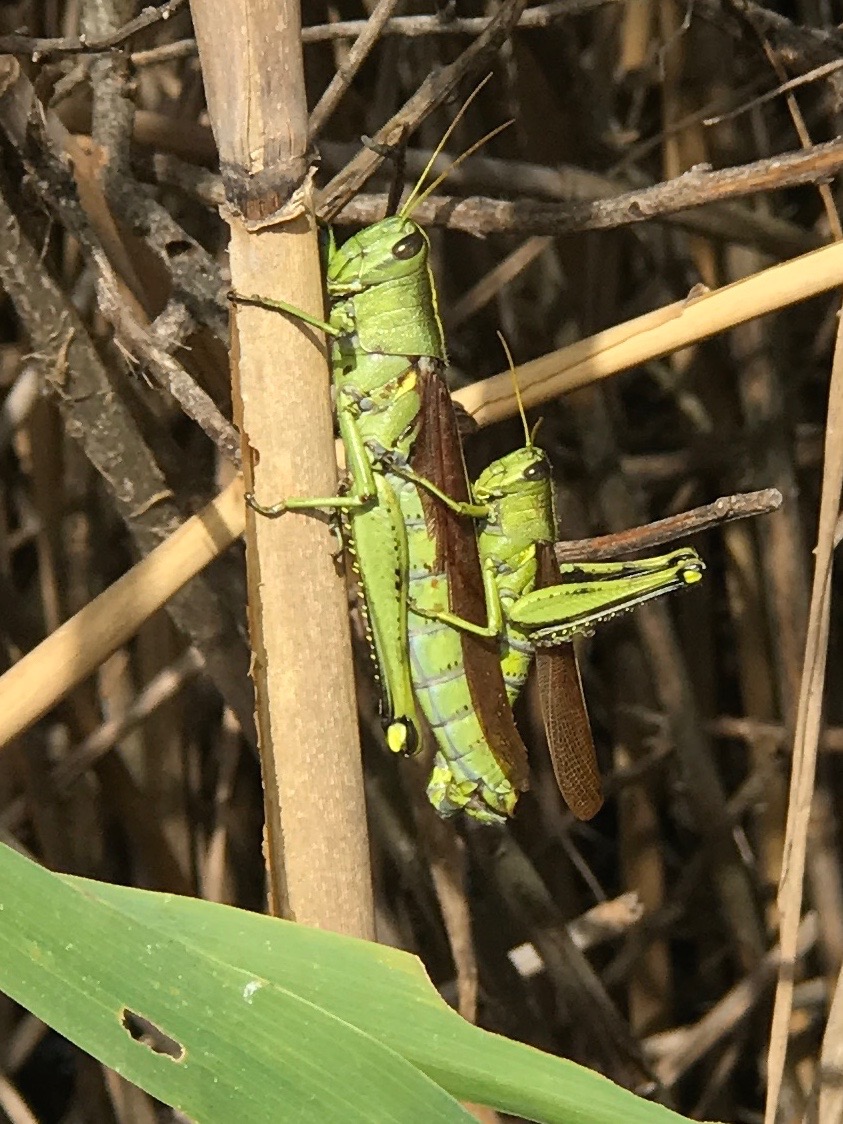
[496,331,541,449]
[406,118,512,218]
[400,74,505,217]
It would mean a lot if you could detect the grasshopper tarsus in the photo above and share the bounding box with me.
[328,517,346,560]
[227,291,259,308]
[245,492,288,518]
[407,597,431,621]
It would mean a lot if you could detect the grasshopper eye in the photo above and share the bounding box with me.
[523,461,550,480]
[392,231,425,261]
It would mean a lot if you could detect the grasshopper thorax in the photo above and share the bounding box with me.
[327,216,430,295]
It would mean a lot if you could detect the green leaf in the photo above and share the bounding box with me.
[0,842,468,1123]
[0,843,700,1123]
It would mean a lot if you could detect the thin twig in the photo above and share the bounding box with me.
[318,140,813,254]
[302,0,618,42]
[335,136,843,239]
[705,58,843,126]
[709,715,843,753]
[0,0,189,58]
[308,0,403,140]
[555,489,782,561]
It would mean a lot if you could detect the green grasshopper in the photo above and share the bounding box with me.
[473,462,703,821]
[241,219,431,757]
[237,86,518,767]
[401,349,704,823]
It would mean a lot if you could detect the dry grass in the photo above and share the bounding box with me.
[0,0,842,1120]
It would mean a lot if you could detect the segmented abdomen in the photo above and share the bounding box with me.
[396,476,517,824]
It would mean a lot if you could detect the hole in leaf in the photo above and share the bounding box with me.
[164,239,193,258]
[121,1009,184,1061]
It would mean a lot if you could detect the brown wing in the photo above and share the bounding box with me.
[412,367,529,791]
[451,399,480,441]
[535,542,603,820]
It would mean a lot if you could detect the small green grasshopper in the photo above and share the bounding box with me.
[402,345,704,823]
[474,466,703,821]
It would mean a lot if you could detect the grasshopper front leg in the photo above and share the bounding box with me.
[408,557,505,639]
[385,459,490,520]
[229,292,342,339]
[246,395,379,519]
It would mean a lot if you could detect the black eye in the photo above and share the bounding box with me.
[392,231,425,261]
[523,460,550,480]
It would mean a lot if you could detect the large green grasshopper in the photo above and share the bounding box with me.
[469,449,703,821]
[242,219,433,757]
[400,373,704,824]
[238,91,525,776]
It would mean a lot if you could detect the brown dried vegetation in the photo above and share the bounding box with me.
[0,0,841,1120]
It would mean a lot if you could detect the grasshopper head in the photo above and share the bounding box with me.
[473,446,551,503]
[474,445,555,548]
[327,216,430,294]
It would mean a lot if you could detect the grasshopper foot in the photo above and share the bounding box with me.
[245,492,288,518]
[407,597,436,622]
[328,515,345,559]
[227,291,264,309]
